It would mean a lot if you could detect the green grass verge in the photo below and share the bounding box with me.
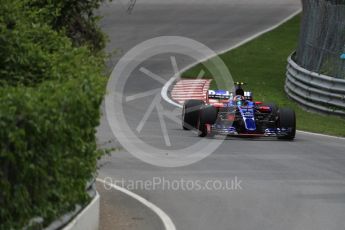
[182,15,345,137]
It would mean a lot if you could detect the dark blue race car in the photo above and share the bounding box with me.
[182,82,296,140]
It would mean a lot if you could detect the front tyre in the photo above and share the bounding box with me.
[277,108,296,140]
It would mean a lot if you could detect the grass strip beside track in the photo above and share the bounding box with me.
[182,15,345,137]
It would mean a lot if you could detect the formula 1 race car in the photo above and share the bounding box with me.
[182,82,296,140]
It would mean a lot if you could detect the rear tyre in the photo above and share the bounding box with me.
[198,105,217,137]
[182,100,205,130]
[277,108,296,140]
[199,105,218,125]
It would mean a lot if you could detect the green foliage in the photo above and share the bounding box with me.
[0,78,105,229]
[0,0,107,228]
[27,0,108,51]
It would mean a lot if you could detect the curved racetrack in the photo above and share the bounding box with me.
[97,1,345,229]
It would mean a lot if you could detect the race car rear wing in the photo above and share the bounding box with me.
[208,90,253,101]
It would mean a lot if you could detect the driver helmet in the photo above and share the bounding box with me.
[234,95,245,106]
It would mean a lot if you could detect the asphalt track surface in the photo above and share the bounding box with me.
[97,1,345,229]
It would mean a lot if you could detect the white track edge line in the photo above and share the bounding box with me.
[161,75,183,108]
[161,9,345,140]
[296,130,345,140]
[96,178,177,230]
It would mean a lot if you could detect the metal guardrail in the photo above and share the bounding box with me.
[285,53,345,116]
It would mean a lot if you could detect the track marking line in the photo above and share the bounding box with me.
[161,77,184,108]
[96,178,177,230]
[296,130,345,140]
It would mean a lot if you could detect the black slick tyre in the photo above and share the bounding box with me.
[277,108,296,140]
